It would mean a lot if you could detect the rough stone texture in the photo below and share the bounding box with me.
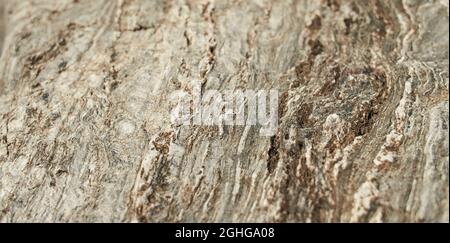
[0,0,448,223]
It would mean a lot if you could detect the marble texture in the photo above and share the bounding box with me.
[0,0,448,222]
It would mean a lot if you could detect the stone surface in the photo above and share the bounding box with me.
[0,0,448,223]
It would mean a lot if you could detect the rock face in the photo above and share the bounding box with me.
[0,0,448,223]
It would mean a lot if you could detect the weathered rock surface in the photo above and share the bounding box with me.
[0,0,448,223]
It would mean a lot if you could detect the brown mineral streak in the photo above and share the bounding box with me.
[0,0,448,223]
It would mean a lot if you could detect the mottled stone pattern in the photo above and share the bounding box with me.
[0,0,448,223]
